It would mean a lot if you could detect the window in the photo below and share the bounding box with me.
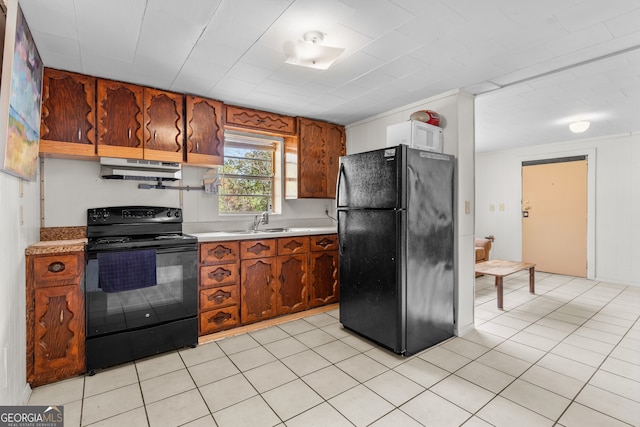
[218,131,282,214]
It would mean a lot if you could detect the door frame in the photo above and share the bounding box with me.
[518,148,596,280]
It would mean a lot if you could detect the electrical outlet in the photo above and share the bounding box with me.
[324,204,329,214]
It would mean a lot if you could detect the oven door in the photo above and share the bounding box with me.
[85,245,197,338]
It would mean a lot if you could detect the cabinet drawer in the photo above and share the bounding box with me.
[200,285,239,310]
[200,241,239,264]
[277,236,309,255]
[200,264,238,288]
[33,254,81,286]
[240,239,276,259]
[310,234,339,251]
[199,306,239,335]
[225,105,296,135]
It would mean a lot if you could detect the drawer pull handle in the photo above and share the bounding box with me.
[284,240,303,251]
[208,289,231,304]
[209,268,231,283]
[210,311,232,325]
[316,238,333,248]
[47,262,66,273]
[60,310,64,323]
[210,246,232,260]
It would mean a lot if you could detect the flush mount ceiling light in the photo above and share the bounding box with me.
[285,30,345,70]
[569,120,590,133]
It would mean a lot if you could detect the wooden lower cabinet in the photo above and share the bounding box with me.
[199,233,338,336]
[240,257,277,323]
[309,234,340,307]
[198,241,241,335]
[26,251,85,387]
[277,253,308,315]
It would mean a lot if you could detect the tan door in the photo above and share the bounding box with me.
[522,159,587,277]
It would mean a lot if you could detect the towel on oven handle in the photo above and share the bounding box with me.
[97,250,157,293]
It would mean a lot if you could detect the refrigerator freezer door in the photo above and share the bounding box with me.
[337,146,405,210]
[405,148,455,354]
[338,208,405,353]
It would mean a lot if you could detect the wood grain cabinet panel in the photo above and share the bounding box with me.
[240,239,277,260]
[27,251,85,387]
[97,79,144,159]
[199,306,239,335]
[309,250,339,307]
[288,118,346,199]
[241,257,277,323]
[198,241,240,335]
[200,285,239,311]
[277,253,308,315]
[225,104,296,135]
[310,234,339,252]
[200,242,239,265]
[277,236,309,255]
[186,95,224,166]
[143,88,184,163]
[39,68,97,158]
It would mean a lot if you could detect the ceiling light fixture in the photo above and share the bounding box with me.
[285,30,345,70]
[569,120,590,133]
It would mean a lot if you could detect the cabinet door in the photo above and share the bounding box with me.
[240,258,277,323]
[40,68,97,158]
[309,251,339,307]
[225,105,296,135]
[325,123,346,199]
[186,95,224,166]
[277,254,308,315]
[97,79,144,159]
[33,285,85,382]
[298,118,327,198]
[144,88,184,162]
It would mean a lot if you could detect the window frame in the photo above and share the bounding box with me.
[218,131,283,215]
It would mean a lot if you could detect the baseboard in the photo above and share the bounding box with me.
[455,322,475,337]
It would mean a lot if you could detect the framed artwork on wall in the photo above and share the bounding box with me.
[0,0,43,181]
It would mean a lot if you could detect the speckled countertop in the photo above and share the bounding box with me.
[26,227,87,255]
[192,226,337,242]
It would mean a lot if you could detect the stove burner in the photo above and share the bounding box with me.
[96,237,131,244]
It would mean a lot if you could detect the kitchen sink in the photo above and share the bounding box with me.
[261,227,289,232]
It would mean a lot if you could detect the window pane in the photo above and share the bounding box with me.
[219,195,270,213]
[220,177,272,196]
[223,156,272,176]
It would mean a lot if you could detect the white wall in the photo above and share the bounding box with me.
[42,159,335,230]
[0,171,39,405]
[476,132,640,286]
[346,89,476,336]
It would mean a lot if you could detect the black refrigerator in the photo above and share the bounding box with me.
[337,145,455,355]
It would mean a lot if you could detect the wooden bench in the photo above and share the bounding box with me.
[475,260,535,309]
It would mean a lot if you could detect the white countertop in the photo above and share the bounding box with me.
[191,226,337,242]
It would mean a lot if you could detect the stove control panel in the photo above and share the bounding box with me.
[87,206,183,225]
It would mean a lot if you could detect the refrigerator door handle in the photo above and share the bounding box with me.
[336,162,345,208]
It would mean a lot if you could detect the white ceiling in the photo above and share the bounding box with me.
[18,0,640,152]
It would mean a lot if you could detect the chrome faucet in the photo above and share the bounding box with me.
[252,211,269,232]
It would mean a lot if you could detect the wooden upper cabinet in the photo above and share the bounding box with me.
[97,79,144,159]
[40,68,97,159]
[225,104,296,135]
[296,118,346,198]
[143,88,184,163]
[185,95,224,166]
[325,123,346,199]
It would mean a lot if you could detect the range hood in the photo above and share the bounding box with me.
[100,157,182,181]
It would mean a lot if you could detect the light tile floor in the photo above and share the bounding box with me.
[28,271,640,426]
